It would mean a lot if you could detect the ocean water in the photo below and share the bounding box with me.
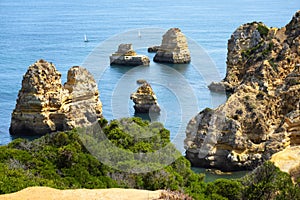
[0,0,298,153]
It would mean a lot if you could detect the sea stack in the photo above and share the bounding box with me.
[9,60,102,135]
[185,11,300,171]
[110,44,150,66]
[62,66,103,129]
[154,28,191,64]
[130,82,160,113]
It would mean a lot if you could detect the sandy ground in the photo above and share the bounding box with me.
[0,187,163,200]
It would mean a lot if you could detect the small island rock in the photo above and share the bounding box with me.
[130,83,160,113]
[136,79,148,85]
[110,44,150,66]
[154,28,191,64]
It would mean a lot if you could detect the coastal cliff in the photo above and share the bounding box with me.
[185,11,300,171]
[9,60,102,135]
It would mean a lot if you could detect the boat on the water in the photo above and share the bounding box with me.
[84,34,89,42]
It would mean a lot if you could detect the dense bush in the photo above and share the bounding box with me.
[0,118,203,195]
[241,161,300,200]
[0,117,299,200]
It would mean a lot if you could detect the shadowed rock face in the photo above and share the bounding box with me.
[154,28,191,64]
[130,82,160,113]
[185,11,300,171]
[10,60,102,135]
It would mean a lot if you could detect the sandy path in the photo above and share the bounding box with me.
[0,187,162,200]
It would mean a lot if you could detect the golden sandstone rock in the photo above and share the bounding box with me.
[9,60,102,135]
[154,28,191,64]
[185,11,300,171]
[110,44,150,66]
[130,82,160,113]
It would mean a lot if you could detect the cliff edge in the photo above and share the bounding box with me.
[185,11,300,171]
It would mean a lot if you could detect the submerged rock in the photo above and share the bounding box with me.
[10,60,102,135]
[185,11,300,171]
[110,44,150,66]
[154,28,191,64]
[130,83,160,113]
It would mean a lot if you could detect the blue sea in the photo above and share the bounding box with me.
[0,0,297,154]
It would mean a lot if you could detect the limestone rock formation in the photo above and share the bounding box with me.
[130,82,160,113]
[153,28,191,64]
[185,11,300,171]
[62,66,103,129]
[10,60,102,135]
[271,146,300,183]
[110,44,150,66]
[207,81,231,93]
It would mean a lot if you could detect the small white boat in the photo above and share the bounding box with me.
[138,30,141,38]
[84,34,89,42]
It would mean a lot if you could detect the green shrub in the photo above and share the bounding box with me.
[1,118,299,200]
[205,179,242,200]
[242,161,300,200]
[0,118,204,196]
[257,23,269,37]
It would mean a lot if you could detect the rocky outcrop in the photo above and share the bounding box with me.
[148,46,160,53]
[130,82,160,113]
[110,44,150,66]
[271,146,300,183]
[10,60,102,135]
[207,81,232,93]
[62,66,103,129]
[136,79,148,85]
[153,28,191,64]
[185,11,300,171]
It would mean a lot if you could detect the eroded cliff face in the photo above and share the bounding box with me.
[130,82,160,113]
[10,60,102,135]
[154,28,191,64]
[185,11,300,171]
[62,66,103,129]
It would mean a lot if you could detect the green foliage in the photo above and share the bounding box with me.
[269,58,278,72]
[257,23,269,38]
[241,161,300,200]
[0,118,204,196]
[205,179,242,200]
[103,118,170,153]
[241,42,264,59]
[0,118,299,200]
[0,129,118,194]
